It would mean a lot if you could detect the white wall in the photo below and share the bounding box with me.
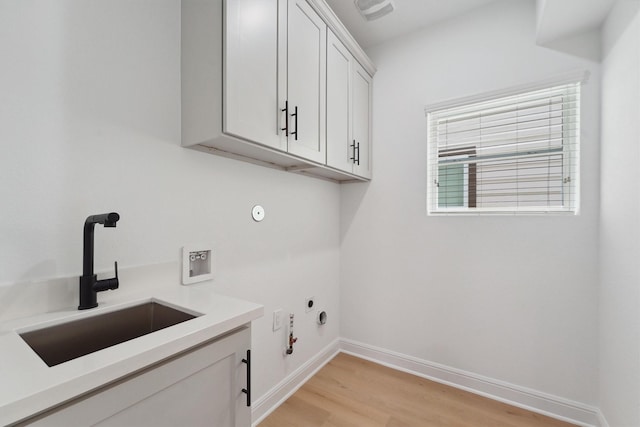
[8,0,638,422]
[341,0,600,405]
[599,2,640,425]
[0,0,340,403]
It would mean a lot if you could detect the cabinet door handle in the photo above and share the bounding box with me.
[356,142,361,166]
[350,140,356,164]
[241,350,251,407]
[281,101,289,137]
[290,106,298,141]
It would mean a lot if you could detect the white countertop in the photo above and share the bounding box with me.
[0,285,263,426]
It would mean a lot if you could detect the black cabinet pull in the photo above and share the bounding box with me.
[356,142,361,166]
[241,350,251,407]
[290,106,298,141]
[350,140,356,164]
[281,101,289,137]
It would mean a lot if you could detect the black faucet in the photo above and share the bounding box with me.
[78,212,120,310]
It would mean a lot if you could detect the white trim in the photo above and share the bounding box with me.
[428,207,577,216]
[340,338,601,427]
[251,339,341,426]
[424,69,589,114]
[426,78,581,216]
[252,338,602,427]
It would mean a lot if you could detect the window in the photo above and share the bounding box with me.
[427,81,580,215]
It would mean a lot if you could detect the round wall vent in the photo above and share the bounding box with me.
[354,0,396,21]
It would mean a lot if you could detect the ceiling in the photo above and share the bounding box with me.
[324,0,618,51]
[536,0,615,44]
[324,0,499,49]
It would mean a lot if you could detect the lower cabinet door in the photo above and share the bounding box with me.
[24,327,251,427]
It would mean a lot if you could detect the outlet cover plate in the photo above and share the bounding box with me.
[273,309,283,331]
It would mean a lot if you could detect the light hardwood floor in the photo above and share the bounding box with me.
[258,353,576,427]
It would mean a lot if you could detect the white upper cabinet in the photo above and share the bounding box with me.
[326,30,352,173]
[286,0,327,163]
[326,30,372,178]
[352,61,372,179]
[225,0,284,151]
[181,0,375,182]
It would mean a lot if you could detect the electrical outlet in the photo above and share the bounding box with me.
[273,309,283,331]
[305,297,315,313]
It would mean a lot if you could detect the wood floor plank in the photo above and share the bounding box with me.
[258,353,577,427]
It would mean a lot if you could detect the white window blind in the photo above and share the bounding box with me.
[427,82,580,215]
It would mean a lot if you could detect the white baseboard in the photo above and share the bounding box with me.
[251,339,341,426]
[340,338,601,427]
[251,337,602,427]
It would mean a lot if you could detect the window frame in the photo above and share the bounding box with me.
[425,72,586,216]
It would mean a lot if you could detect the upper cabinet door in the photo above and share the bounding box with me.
[225,0,285,150]
[352,61,372,179]
[286,0,326,163]
[326,30,352,173]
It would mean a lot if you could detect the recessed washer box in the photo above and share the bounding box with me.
[182,246,213,285]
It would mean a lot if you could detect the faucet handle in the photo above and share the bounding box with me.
[92,262,119,292]
[110,261,119,290]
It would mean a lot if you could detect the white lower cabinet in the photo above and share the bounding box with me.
[24,327,251,427]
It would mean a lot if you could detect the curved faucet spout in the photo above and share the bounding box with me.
[79,212,121,310]
[86,212,120,227]
[82,213,120,276]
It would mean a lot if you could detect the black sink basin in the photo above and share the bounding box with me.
[20,302,198,367]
